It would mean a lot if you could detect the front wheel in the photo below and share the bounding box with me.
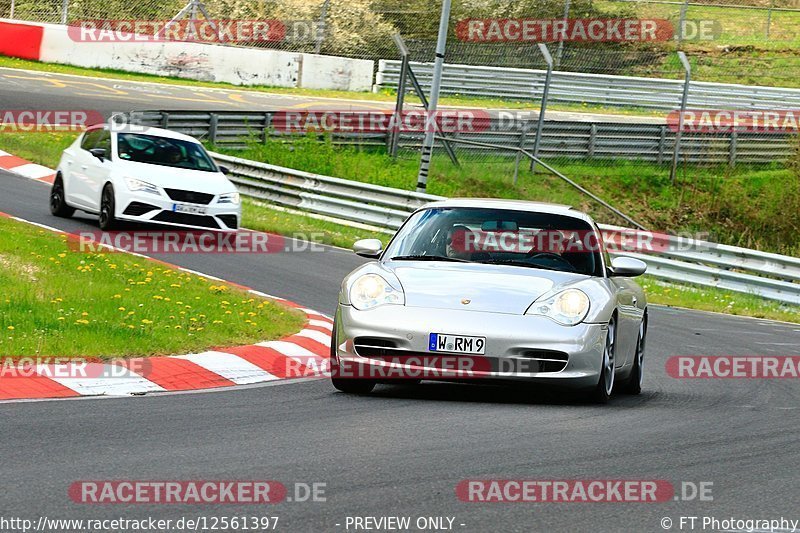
[588,317,616,404]
[98,183,117,231]
[50,175,75,218]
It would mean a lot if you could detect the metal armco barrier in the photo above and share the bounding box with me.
[209,151,800,306]
[376,60,800,112]
[131,111,793,166]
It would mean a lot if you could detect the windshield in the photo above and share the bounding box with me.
[385,207,604,276]
[116,133,218,172]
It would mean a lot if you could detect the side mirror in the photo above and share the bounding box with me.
[610,256,647,277]
[353,238,383,259]
[89,148,107,161]
[219,165,230,175]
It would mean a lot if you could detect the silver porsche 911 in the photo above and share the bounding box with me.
[330,199,648,403]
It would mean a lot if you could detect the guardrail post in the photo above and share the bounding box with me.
[531,43,554,172]
[657,126,667,165]
[588,123,597,159]
[670,52,691,184]
[390,34,410,159]
[729,131,738,168]
[417,0,452,192]
[315,0,330,54]
[513,121,530,185]
[766,0,774,39]
[262,112,271,144]
[209,113,219,146]
[554,0,571,69]
[677,0,689,44]
[161,113,169,129]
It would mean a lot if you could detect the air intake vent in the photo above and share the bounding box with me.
[164,189,214,205]
[123,202,160,217]
[353,337,403,358]
[152,211,220,229]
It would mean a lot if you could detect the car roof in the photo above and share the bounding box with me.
[87,124,202,144]
[419,198,597,225]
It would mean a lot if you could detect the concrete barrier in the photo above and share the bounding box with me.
[0,19,374,91]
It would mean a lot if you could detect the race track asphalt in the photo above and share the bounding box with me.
[0,169,798,532]
[0,66,666,124]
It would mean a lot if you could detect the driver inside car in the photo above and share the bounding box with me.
[445,224,474,260]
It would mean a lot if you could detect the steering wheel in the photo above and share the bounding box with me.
[526,252,575,269]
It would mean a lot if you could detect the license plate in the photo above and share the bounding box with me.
[428,333,486,355]
[173,203,207,215]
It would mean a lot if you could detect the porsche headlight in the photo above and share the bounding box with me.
[526,288,590,326]
[124,177,160,196]
[218,192,240,205]
[349,274,404,311]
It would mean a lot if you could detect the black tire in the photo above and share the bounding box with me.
[98,183,117,231]
[329,314,376,394]
[621,316,646,395]
[588,316,616,404]
[49,175,75,218]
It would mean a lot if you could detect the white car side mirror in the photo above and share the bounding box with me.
[353,239,383,259]
[610,256,647,277]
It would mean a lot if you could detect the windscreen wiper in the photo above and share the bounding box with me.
[476,259,569,272]
[389,255,470,263]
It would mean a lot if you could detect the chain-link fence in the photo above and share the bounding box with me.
[3,0,799,55]
[2,0,799,87]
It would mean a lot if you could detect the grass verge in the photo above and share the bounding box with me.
[2,131,799,324]
[0,216,306,358]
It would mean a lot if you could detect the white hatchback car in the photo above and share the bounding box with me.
[51,125,241,231]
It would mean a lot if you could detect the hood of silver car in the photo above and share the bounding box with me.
[386,261,579,315]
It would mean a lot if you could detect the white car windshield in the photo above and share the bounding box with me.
[117,133,218,173]
[385,207,604,276]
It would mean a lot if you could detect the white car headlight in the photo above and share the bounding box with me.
[218,192,240,205]
[349,274,404,311]
[526,288,590,326]
[124,177,160,196]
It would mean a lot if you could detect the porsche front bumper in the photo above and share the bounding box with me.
[333,304,608,388]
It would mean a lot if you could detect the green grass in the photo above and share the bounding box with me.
[0,216,306,359]
[0,130,74,169]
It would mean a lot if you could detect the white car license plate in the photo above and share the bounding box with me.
[428,333,486,355]
[173,203,207,215]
